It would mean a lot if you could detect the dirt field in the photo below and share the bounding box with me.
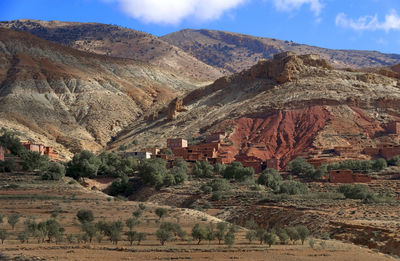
[0,172,398,261]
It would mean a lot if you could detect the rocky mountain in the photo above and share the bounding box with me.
[162,29,400,73]
[111,52,400,167]
[0,20,224,82]
[0,28,199,159]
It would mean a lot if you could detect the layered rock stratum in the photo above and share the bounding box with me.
[0,28,199,158]
[112,52,400,167]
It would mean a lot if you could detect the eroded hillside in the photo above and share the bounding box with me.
[162,29,400,73]
[112,52,400,167]
[0,20,224,82]
[0,28,199,158]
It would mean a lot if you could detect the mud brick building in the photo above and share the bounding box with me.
[126,151,152,160]
[334,146,360,158]
[234,154,263,173]
[167,138,188,150]
[378,144,400,160]
[329,169,371,183]
[23,142,59,161]
[205,132,226,143]
[266,158,279,170]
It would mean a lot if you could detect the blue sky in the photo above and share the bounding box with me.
[1,0,400,54]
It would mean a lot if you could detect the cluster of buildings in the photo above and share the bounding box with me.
[22,142,59,161]
[127,132,279,173]
[126,121,400,185]
[0,142,59,171]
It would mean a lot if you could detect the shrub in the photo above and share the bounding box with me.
[327,159,386,174]
[211,191,223,201]
[41,162,65,181]
[207,178,231,192]
[0,129,25,156]
[257,168,282,191]
[224,231,235,246]
[126,218,140,231]
[277,228,289,244]
[192,161,214,178]
[387,155,400,166]
[256,229,266,244]
[0,159,17,173]
[337,184,369,199]
[76,210,94,224]
[81,222,97,243]
[155,208,168,220]
[224,162,254,181]
[286,227,300,243]
[170,159,189,184]
[372,158,387,172]
[213,163,226,175]
[279,181,308,195]
[287,157,314,177]
[108,175,134,197]
[66,150,101,179]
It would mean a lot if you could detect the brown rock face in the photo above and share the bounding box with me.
[227,106,332,167]
[167,98,186,120]
[0,28,196,158]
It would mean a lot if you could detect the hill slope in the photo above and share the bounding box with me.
[0,28,198,158]
[0,20,224,82]
[162,29,400,73]
[111,52,400,167]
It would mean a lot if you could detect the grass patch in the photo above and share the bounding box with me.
[0,194,61,200]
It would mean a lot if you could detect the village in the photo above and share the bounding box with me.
[126,120,400,184]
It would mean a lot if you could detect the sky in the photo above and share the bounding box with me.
[1,0,400,54]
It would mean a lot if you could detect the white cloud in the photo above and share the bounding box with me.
[269,0,323,16]
[109,0,246,25]
[336,10,400,32]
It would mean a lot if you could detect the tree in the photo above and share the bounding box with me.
[170,159,189,185]
[21,151,49,172]
[286,227,300,244]
[206,223,215,244]
[388,155,400,166]
[108,175,134,197]
[257,168,282,191]
[18,229,30,243]
[246,230,256,244]
[159,222,183,239]
[191,224,208,245]
[46,219,64,243]
[156,228,172,245]
[139,158,168,188]
[277,229,289,244]
[0,214,3,224]
[192,161,214,178]
[163,174,176,187]
[66,150,101,180]
[205,179,231,192]
[76,210,94,224]
[263,231,276,247]
[0,159,17,173]
[41,162,66,181]
[126,218,140,231]
[8,214,20,230]
[256,229,266,244]
[134,232,146,245]
[132,209,142,219]
[98,152,138,177]
[224,231,235,247]
[287,157,314,177]
[296,225,310,245]
[0,229,8,244]
[215,222,228,245]
[125,231,137,246]
[155,208,168,220]
[81,222,97,243]
[223,162,254,181]
[0,129,25,156]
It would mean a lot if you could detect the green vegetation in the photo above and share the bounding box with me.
[279,181,309,195]
[257,168,282,191]
[193,161,214,178]
[108,175,134,197]
[223,162,254,181]
[387,155,400,166]
[98,152,138,177]
[327,159,387,174]
[191,223,208,244]
[66,150,101,179]
[76,210,94,224]
[7,214,20,230]
[41,162,65,181]
[287,157,327,180]
[155,208,168,220]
